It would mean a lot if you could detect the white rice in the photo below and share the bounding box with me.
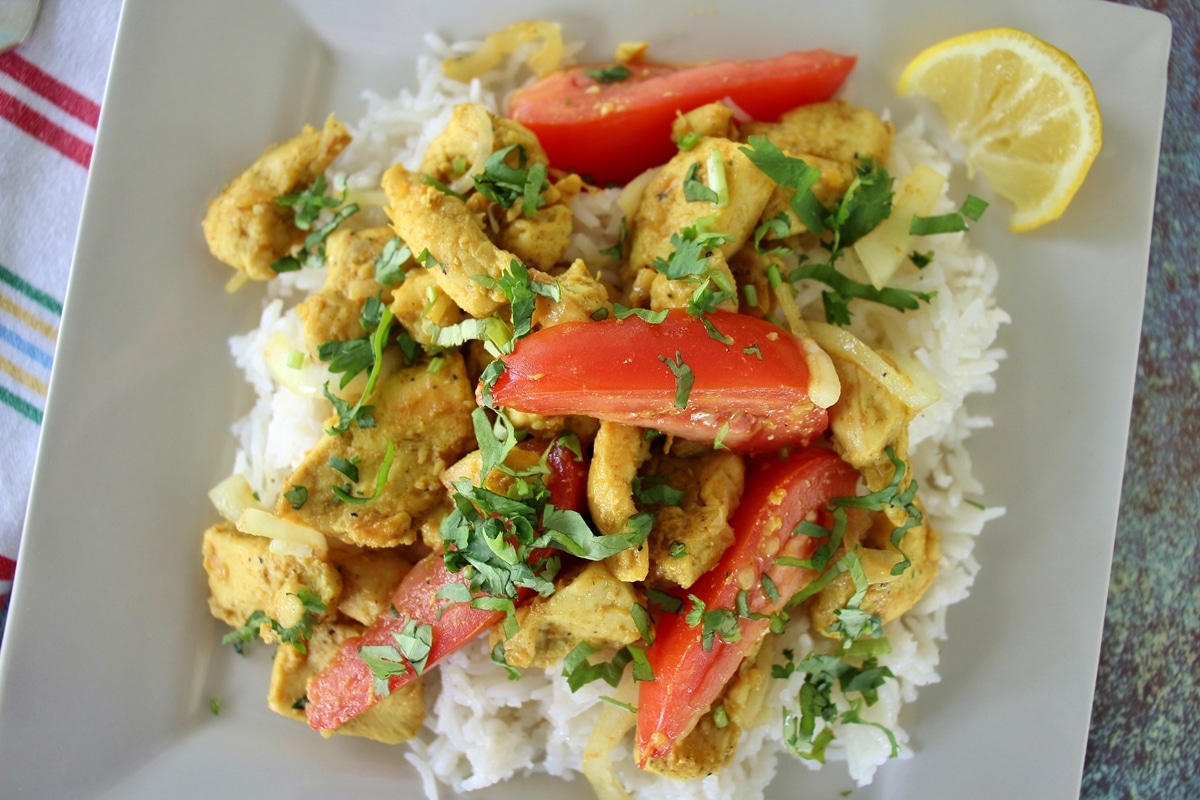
[225,33,1008,800]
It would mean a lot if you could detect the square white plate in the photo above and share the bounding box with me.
[0,0,1169,797]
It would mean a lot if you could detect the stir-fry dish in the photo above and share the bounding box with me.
[200,23,1009,799]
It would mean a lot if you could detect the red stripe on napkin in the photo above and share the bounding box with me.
[0,556,14,582]
[0,52,101,128]
[0,88,91,168]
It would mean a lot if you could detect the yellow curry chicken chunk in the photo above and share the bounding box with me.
[202,115,351,281]
[276,352,476,549]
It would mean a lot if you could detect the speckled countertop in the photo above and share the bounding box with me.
[1083,1,1200,798]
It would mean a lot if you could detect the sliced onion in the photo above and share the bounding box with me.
[806,321,940,412]
[442,21,564,83]
[236,507,328,559]
[616,165,660,222]
[208,474,265,523]
[799,335,842,410]
[582,679,637,800]
[264,332,366,400]
[446,104,495,195]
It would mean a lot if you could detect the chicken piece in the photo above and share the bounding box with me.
[440,447,543,498]
[493,562,643,669]
[420,103,548,188]
[588,422,653,582]
[741,100,894,171]
[202,521,341,636]
[726,246,774,320]
[628,137,775,275]
[498,202,574,271]
[202,115,351,280]
[327,546,413,626]
[383,163,513,318]
[671,101,736,143]
[276,352,476,549]
[638,248,738,314]
[268,619,425,744]
[388,269,467,346]
[295,226,395,355]
[824,346,916,490]
[531,259,610,327]
[806,505,941,638]
[641,449,745,590]
[756,151,855,237]
[744,101,894,238]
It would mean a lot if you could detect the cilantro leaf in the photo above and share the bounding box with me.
[585,65,632,83]
[473,144,549,217]
[683,161,719,203]
[658,351,695,409]
[739,136,825,234]
[374,237,411,286]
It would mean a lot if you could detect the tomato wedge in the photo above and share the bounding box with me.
[507,50,855,185]
[306,438,586,732]
[635,447,859,765]
[486,310,832,453]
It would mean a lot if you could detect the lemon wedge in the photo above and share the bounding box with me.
[898,27,1102,231]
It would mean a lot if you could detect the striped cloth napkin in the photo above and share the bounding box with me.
[0,0,120,624]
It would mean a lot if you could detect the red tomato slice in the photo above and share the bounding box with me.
[306,438,588,732]
[306,552,501,731]
[635,447,859,764]
[507,50,856,185]
[486,309,830,453]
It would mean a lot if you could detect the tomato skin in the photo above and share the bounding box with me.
[487,310,829,453]
[305,439,588,732]
[635,447,859,764]
[306,552,500,731]
[507,50,856,185]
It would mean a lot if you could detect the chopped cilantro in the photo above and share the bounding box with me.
[684,594,742,652]
[684,161,719,203]
[676,131,701,151]
[668,541,688,559]
[274,173,347,231]
[222,588,326,655]
[283,485,308,510]
[600,695,638,714]
[586,64,632,83]
[359,619,435,698]
[331,439,396,505]
[491,641,522,680]
[740,136,825,233]
[329,455,359,482]
[613,303,668,324]
[631,602,655,645]
[209,696,221,715]
[645,588,684,615]
[473,144,549,217]
[633,474,685,506]
[658,351,695,409]
[909,250,934,268]
[911,193,990,235]
[600,217,628,260]
[374,237,411,286]
[562,641,652,692]
[421,173,466,200]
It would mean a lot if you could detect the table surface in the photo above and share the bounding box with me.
[1083,1,1200,798]
[0,0,1195,797]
